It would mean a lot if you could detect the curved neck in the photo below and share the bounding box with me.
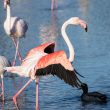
[61,21,75,62]
[83,88,88,94]
[82,85,88,94]
[6,4,11,31]
[6,4,11,20]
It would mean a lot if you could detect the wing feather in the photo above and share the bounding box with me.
[37,50,74,71]
[36,64,82,88]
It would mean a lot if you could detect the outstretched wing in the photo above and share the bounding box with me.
[36,63,81,88]
[35,50,82,88]
[23,42,55,61]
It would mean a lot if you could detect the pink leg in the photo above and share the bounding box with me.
[13,79,33,110]
[36,83,39,110]
[51,0,56,10]
[55,0,58,9]
[12,38,22,66]
[51,0,57,10]
[36,78,39,110]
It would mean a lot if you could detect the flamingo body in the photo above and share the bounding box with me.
[5,42,81,87]
[4,17,28,38]
[5,42,55,78]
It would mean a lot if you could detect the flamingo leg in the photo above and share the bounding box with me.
[13,38,18,66]
[35,78,39,110]
[12,38,22,66]
[51,0,57,10]
[1,75,4,102]
[13,78,33,110]
[0,75,4,104]
[55,0,58,9]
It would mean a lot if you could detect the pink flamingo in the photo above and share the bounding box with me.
[3,0,28,66]
[51,0,58,10]
[5,17,87,110]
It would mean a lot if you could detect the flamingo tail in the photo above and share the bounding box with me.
[4,66,27,77]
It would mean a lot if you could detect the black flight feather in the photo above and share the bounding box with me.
[36,64,82,88]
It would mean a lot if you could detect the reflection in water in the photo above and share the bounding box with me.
[78,0,89,17]
[0,101,4,110]
[39,10,60,47]
[51,0,58,10]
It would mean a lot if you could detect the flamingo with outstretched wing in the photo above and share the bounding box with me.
[5,17,87,110]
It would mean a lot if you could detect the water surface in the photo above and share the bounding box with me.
[0,0,110,110]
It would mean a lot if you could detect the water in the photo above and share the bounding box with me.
[0,0,110,109]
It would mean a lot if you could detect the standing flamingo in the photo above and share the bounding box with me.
[51,0,58,10]
[3,0,28,66]
[5,17,87,110]
[0,56,10,102]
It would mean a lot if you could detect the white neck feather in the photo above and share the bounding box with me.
[5,4,11,32]
[61,21,75,62]
[6,4,11,20]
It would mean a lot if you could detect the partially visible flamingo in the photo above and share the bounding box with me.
[3,0,28,66]
[0,56,10,102]
[5,17,87,110]
[51,0,58,10]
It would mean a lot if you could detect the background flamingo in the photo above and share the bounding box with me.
[51,0,58,10]
[3,0,28,66]
[5,17,87,110]
[0,56,10,102]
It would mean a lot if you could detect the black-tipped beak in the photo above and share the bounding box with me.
[85,25,88,32]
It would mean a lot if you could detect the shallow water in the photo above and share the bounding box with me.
[0,0,110,110]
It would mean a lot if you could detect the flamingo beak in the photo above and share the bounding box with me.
[79,19,88,32]
[85,25,88,32]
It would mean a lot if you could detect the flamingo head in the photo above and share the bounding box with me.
[4,0,10,10]
[67,17,88,32]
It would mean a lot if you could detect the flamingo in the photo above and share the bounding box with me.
[51,0,58,10]
[5,17,87,110]
[0,56,10,102]
[3,0,28,66]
